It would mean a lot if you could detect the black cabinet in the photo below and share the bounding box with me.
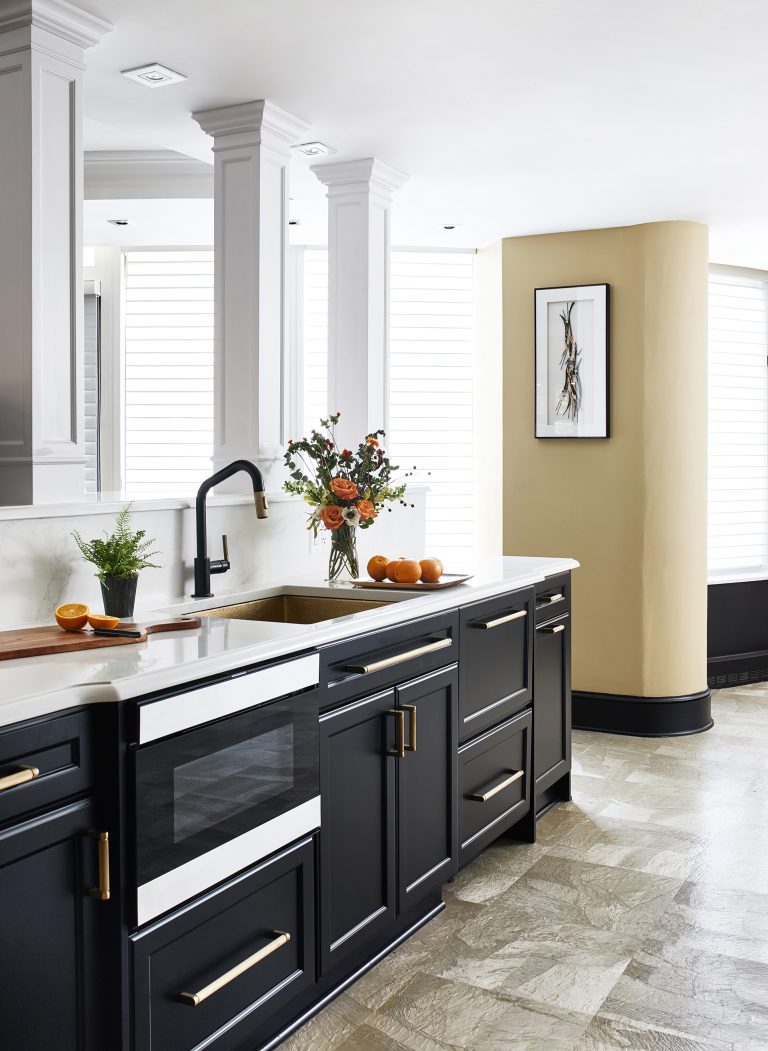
[319,665,458,976]
[533,612,572,813]
[0,797,108,1050]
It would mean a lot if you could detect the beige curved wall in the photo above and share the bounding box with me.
[501,221,708,698]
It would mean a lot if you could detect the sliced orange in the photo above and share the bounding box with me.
[55,602,89,631]
[87,613,120,630]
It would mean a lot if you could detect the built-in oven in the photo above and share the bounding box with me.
[131,652,320,926]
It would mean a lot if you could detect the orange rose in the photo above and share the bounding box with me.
[356,499,378,521]
[330,477,359,501]
[366,436,380,447]
[320,505,345,531]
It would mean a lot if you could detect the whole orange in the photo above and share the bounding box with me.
[394,559,422,584]
[419,558,444,583]
[367,554,389,581]
[385,558,403,582]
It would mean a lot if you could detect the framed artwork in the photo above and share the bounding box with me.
[534,283,610,439]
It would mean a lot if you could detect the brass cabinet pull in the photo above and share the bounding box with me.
[179,931,290,1007]
[343,637,452,675]
[537,592,564,606]
[88,830,110,901]
[0,765,39,792]
[467,770,524,802]
[388,709,405,758]
[402,704,417,752]
[476,609,527,630]
[539,623,566,634]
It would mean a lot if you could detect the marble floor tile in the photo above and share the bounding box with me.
[443,840,548,904]
[574,1012,736,1050]
[278,991,370,1051]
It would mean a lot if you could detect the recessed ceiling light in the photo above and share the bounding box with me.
[443,224,461,231]
[121,63,187,88]
[288,219,300,226]
[107,218,132,226]
[291,142,336,158]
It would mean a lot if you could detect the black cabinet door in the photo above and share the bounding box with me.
[0,798,108,1051]
[534,614,572,801]
[319,689,397,975]
[396,666,458,912]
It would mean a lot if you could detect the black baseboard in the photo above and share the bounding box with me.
[707,650,768,690]
[572,689,713,737]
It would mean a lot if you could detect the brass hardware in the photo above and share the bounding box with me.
[388,709,405,758]
[537,592,564,606]
[0,765,39,792]
[198,594,387,625]
[402,704,417,752]
[221,534,229,562]
[254,491,269,519]
[467,770,524,802]
[539,623,566,634]
[477,609,527,630]
[88,830,110,901]
[344,637,452,675]
[179,931,290,1006]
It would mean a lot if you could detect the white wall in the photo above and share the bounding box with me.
[0,489,426,629]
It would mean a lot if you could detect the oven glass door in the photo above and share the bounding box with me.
[134,692,318,886]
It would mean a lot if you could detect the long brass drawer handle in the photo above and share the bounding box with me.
[402,704,417,752]
[0,765,40,792]
[179,931,291,1007]
[343,637,452,675]
[467,770,524,802]
[388,709,405,758]
[537,592,564,606]
[539,623,566,634]
[88,830,110,901]
[476,610,526,630]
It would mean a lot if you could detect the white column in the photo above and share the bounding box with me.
[0,0,111,505]
[192,100,309,491]
[310,158,408,450]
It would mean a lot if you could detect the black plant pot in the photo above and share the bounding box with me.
[100,575,138,619]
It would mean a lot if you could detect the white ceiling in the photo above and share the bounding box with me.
[80,0,768,264]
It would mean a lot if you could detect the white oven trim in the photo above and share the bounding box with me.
[136,795,321,925]
[138,653,320,744]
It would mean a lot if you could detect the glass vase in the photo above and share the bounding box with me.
[328,524,359,582]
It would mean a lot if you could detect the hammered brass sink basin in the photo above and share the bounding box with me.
[198,594,391,625]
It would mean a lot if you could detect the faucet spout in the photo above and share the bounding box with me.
[192,459,269,599]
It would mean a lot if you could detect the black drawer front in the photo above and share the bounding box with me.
[535,572,571,625]
[458,708,531,868]
[0,710,94,827]
[458,587,533,741]
[132,837,315,1051]
[320,611,458,708]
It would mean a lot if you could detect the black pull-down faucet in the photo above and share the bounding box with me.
[193,459,269,599]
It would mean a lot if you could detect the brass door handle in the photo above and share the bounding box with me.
[388,709,405,758]
[88,830,110,901]
[476,610,526,630]
[344,637,452,675]
[402,704,417,752]
[467,770,524,802]
[539,623,566,634]
[0,765,39,792]
[179,931,290,1006]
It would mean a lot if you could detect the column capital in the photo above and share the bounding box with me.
[310,157,409,202]
[0,0,112,49]
[192,99,310,154]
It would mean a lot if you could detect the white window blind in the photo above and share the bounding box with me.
[302,248,329,435]
[708,267,768,578]
[123,250,214,497]
[388,250,475,568]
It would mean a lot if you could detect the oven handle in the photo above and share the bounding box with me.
[179,930,291,1006]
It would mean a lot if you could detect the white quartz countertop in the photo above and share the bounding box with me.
[0,556,578,727]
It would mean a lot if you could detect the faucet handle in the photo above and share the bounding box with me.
[221,534,229,562]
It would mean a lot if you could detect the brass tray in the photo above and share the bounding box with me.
[351,573,473,591]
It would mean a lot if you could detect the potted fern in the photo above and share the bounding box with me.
[72,504,160,618]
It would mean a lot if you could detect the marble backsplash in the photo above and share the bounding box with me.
[0,489,426,629]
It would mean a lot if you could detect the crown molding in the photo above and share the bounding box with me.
[310,157,409,200]
[0,0,112,49]
[84,150,214,200]
[192,99,311,152]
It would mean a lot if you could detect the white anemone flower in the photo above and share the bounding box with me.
[342,506,360,528]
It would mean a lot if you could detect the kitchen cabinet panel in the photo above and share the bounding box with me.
[534,612,572,810]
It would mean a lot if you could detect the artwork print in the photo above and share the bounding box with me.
[535,284,609,439]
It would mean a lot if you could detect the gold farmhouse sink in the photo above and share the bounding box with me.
[197,594,391,625]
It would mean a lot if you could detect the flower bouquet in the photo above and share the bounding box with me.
[283,413,407,581]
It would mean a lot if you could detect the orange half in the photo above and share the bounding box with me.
[87,613,120,630]
[55,602,89,631]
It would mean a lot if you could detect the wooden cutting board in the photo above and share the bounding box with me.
[0,616,202,661]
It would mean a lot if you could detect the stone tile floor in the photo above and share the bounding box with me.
[281,686,768,1049]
